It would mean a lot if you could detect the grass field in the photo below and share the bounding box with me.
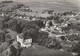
[21,44,73,56]
[22,1,79,13]
[0,0,80,13]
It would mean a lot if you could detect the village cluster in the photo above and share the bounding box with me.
[0,1,80,56]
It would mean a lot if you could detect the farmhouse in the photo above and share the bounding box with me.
[17,34,32,48]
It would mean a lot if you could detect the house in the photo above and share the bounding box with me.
[17,35,32,48]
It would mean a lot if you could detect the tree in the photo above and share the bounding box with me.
[70,41,80,53]
[47,10,54,14]
[23,28,39,42]
[1,16,11,29]
[34,20,45,28]
[37,31,49,45]
[0,30,5,43]
[6,19,17,31]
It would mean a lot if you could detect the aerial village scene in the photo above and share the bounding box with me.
[0,0,80,56]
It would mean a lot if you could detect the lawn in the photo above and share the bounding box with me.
[21,44,73,56]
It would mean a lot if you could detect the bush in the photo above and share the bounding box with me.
[0,30,5,42]
[23,28,39,42]
[70,41,80,53]
[37,31,49,45]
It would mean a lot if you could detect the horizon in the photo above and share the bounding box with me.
[0,0,80,12]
